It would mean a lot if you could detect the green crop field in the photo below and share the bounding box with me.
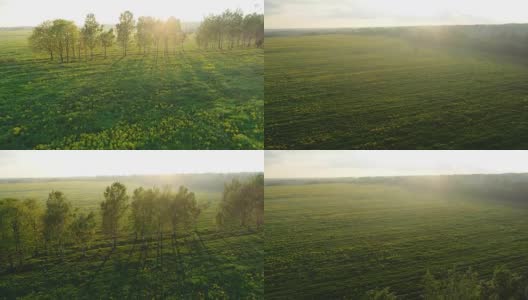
[265,27,528,149]
[265,177,528,299]
[0,175,264,298]
[0,28,263,149]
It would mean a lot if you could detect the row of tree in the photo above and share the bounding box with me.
[29,9,263,63]
[28,12,186,62]
[364,265,528,299]
[135,16,187,56]
[0,183,200,269]
[29,13,128,62]
[0,176,263,271]
[196,10,264,49]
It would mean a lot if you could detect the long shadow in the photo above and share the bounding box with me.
[79,244,115,294]
[109,55,126,68]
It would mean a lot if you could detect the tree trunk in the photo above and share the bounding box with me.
[8,254,14,271]
[104,46,107,59]
[171,231,176,255]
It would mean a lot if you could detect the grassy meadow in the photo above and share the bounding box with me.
[0,28,263,149]
[265,25,528,149]
[265,175,528,299]
[0,174,264,298]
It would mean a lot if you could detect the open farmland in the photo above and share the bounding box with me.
[265,25,528,149]
[0,174,264,298]
[265,175,528,299]
[0,28,263,149]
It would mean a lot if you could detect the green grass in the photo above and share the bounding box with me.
[265,182,528,299]
[0,176,263,298]
[0,29,263,149]
[265,33,528,149]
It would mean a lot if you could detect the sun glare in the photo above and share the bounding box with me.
[0,0,263,26]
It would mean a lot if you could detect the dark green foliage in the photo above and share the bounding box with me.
[483,266,527,300]
[423,268,481,300]
[364,288,398,300]
[423,266,528,300]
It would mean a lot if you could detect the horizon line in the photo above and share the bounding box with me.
[265,21,528,31]
[0,171,263,181]
[266,171,528,180]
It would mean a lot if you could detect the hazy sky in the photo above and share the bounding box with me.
[266,151,528,179]
[266,0,528,29]
[0,151,263,179]
[0,0,263,27]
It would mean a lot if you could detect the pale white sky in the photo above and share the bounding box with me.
[0,0,263,27]
[0,151,263,178]
[266,0,528,29]
[266,151,528,179]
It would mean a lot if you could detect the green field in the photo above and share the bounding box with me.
[0,175,263,298]
[0,29,263,149]
[265,31,528,149]
[265,179,528,299]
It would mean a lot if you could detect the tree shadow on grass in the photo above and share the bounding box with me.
[109,55,126,68]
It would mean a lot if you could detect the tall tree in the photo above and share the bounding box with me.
[180,31,187,52]
[70,211,96,256]
[22,199,43,255]
[251,174,264,229]
[82,13,103,59]
[135,17,154,55]
[217,175,263,230]
[165,17,182,54]
[100,28,115,59]
[50,19,71,63]
[0,199,29,268]
[152,19,164,58]
[63,21,78,62]
[43,191,72,257]
[100,182,129,249]
[28,21,55,60]
[116,11,135,56]
[130,187,155,242]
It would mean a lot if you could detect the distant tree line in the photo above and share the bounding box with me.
[28,9,263,63]
[196,10,264,49]
[0,176,263,271]
[353,24,528,60]
[364,265,528,300]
